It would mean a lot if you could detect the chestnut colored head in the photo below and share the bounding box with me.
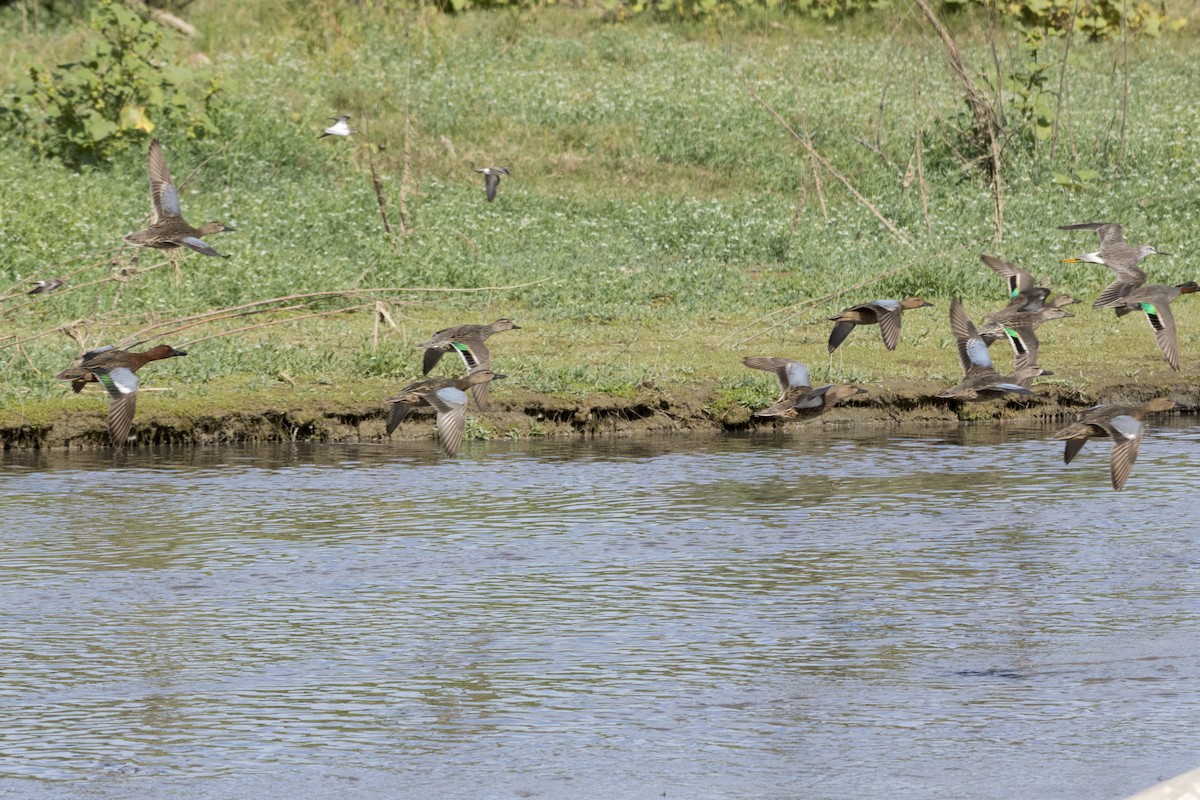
[1142,397,1181,414]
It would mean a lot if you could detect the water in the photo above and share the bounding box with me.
[2,422,1199,800]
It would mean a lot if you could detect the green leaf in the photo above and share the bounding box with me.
[84,114,118,142]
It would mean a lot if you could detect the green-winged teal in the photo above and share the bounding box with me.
[416,318,520,409]
[827,297,932,353]
[742,356,867,420]
[1112,281,1199,371]
[980,254,1047,304]
[1058,222,1166,309]
[475,166,510,202]
[384,370,504,456]
[28,279,65,295]
[980,254,1080,312]
[55,344,187,447]
[1052,397,1180,490]
[319,115,357,138]
[978,297,1075,373]
[937,298,1050,400]
[123,139,233,258]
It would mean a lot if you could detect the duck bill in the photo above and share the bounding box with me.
[1060,257,1082,263]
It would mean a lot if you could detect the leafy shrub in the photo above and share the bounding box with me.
[5,0,221,167]
[943,0,1185,39]
[998,0,1184,39]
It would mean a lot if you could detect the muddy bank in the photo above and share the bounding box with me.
[3,378,1198,450]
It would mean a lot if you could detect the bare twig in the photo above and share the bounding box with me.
[717,254,925,348]
[0,246,125,304]
[800,116,829,223]
[851,136,903,178]
[1119,0,1130,163]
[913,0,1004,242]
[366,147,394,236]
[1050,0,1080,160]
[742,74,912,248]
[148,8,197,36]
[121,304,310,348]
[16,341,42,376]
[1,319,93,352]
[178,303,377,348]
[116,280,548,349]
[396,11,415,236]
[915,122,932,235]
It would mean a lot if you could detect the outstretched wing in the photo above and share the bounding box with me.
[1140,299,1180,371]
[950,298,991,375]
[425,386,470,456]
[980,254,1035,299]
[94,367,140,447]
[1098,414,1143,490]
[180,237,226,258]
[870,301,904,351]
[147,139,181,222]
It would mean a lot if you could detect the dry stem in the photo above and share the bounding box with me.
[742,74,912,249]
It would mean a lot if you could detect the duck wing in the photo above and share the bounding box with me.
[147,139,182,222]
[180,236,227,258]
[1138,296,1180,370]
[827,320,857,353]
[868,301,905,351]
[1097,414,1144,490]
[425,386,471,455]
[980,255,1035,299]
[1092,263,1147,309]
[742,357,809,393]
[950,297,991,375]
[94,366,140,447]
[421,347,446,375]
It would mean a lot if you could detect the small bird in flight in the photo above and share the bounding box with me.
[28,279,65,295]
[475,166,511,202]
[319,115,357,139]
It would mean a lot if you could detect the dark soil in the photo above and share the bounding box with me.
[3,378,1196,450]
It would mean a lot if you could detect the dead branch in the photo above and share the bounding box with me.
[799,113,828,223]
[178,303,376,348]
[1050,0,1080,160]
[1119,0,1130,163]
[717,254,926,348]
[742,74,912,248]
[149,8,197,36]
[366,147,395,236]
[913,0,1004,243]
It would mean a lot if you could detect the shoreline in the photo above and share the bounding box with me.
[3,378,1196,450]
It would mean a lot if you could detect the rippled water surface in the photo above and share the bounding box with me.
[2,422,1199,799]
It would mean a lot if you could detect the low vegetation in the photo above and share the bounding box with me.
[1,1,1198,443]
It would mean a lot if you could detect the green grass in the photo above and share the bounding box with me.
[1,4,1199,433]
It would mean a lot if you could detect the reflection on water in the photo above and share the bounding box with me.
[2,422,1199,799]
